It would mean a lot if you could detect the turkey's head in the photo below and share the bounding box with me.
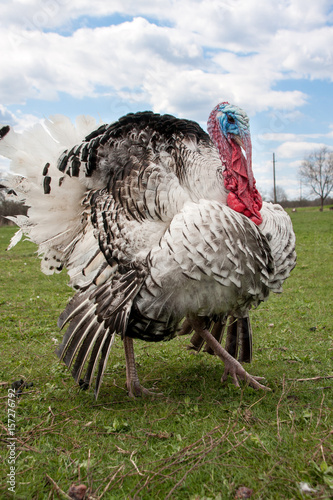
[207,102,262,225]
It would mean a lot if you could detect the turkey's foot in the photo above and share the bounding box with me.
[126,379,162,398]
[188,317,270,391]
[220,359,267,389]
[123,336,162,398]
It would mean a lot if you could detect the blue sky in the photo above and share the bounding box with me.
[1,0,333,200]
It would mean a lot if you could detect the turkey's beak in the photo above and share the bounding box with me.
[232,134,253,189]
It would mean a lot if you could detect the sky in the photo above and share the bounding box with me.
[1,0,333,201]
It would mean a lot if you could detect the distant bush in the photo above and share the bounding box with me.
[0,190,27,226]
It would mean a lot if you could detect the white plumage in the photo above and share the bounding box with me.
[0,103,296,398]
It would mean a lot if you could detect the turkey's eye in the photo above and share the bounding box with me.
[227,115,235,124]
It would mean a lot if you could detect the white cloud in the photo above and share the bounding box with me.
[289,159,303,169]
[0,105,41,131]
[4,0,330,47]
[275,28,333,80]
[1,0,332,120]
[276,141,328,158]
[258,133,302,142]
[0,0,332,205]
[0,105,17,125]
[3,19,206,98]
[258,131,332,142]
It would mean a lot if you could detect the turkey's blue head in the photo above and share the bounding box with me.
[207,102,262,225]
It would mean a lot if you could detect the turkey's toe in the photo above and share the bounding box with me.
[127,381,162,398]
[221,361,270,391]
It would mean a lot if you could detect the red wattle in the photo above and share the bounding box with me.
[227,192,246,213]
[225,142,263,225]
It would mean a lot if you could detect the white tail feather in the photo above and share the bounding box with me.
[0,114,105,286]
[7,228,23,251]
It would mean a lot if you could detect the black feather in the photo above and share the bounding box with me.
[57,150,69,172]
[42,162,50,176]
[43,176,51,194]
[0,125,10,139]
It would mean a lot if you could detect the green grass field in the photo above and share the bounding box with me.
[0,207,332,499]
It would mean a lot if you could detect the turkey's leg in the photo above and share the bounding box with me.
[123,336,161,397]
[183,315,252,361]
[178,318,193,337]
[188,317,269,390]
[181,317,226,354]
[179,318,208,353]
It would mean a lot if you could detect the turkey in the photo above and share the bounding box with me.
[0,102,296,398]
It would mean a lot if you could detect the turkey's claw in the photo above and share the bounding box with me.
[221,361,268,390]
[127,380,162,398]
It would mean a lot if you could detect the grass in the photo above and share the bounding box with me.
[0,206,332,499]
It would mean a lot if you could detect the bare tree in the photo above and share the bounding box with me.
[299,147,333,211]
[269,186,288,203]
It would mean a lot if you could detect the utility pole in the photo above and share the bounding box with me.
[273,152,277,203]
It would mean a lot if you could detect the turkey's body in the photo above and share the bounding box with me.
[0,104,296,398]
[128,200,274,342]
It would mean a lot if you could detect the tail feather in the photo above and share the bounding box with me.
[57,302,97,361]
[62,309,99,367]
[43,114,99,151]
[57,293,90,329]
[94,329,117,399]
[224,316,238,358]
[82,326,111,388]
[71,322,105,382]
[56,269,144,397]
[225,315,252,363]
[238,317,253,363]
[93,270,142,323]
[1,115,102,287]
[7,228,23,251]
